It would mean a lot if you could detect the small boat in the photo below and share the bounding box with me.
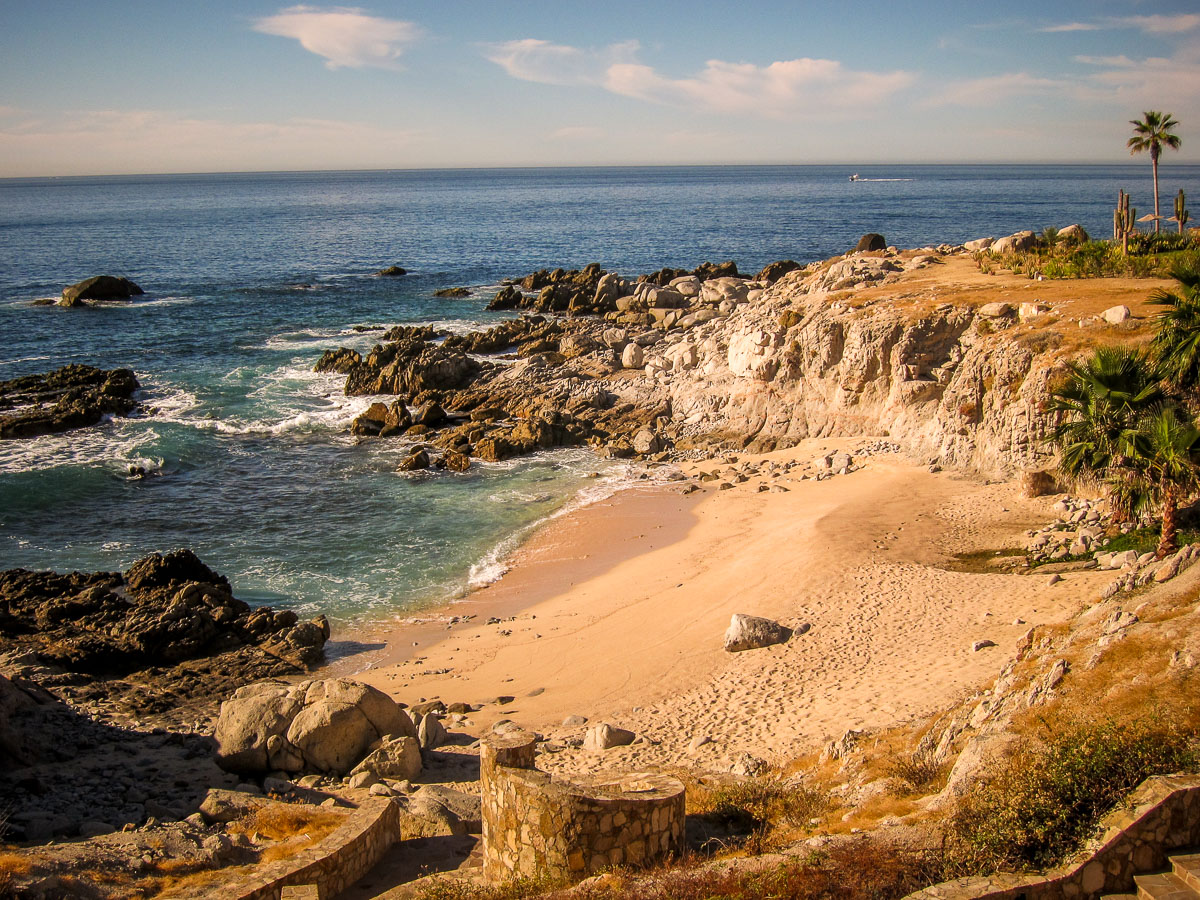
[849,173,861,182]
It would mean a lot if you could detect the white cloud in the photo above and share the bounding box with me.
[1115,14,1200,34]
[923,72,1066,107]
[253,5,421,70]
[1041,14,1200,35]
[0,108,427,176]
[1041,22,1101,33]
[484,40,912,118]
[1073,55,1140,67]
[481,39,639,86]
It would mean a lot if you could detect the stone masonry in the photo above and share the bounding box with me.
[480,730,685,882]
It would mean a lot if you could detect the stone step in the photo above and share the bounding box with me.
[1172,852,1200,892]
[1135,871,1200,900]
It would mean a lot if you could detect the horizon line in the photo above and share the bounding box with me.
[4,160,1199,181]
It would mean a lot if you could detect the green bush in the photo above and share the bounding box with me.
[944,714,1198,873]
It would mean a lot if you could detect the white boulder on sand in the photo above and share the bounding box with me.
[724,614,793,652]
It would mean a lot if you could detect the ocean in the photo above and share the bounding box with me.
[2,164,1197,630]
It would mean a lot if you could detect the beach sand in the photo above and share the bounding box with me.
[349,437,1094,774]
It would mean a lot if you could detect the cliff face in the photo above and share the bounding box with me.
[612,256,1063,477]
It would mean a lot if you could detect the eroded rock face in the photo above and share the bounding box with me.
[0,550,328,714]
[0,365,140,439]
[214,677,417,776]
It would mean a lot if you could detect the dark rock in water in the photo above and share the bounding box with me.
[342,329,481,397]
[757,260,803,284]
[440,449,471,472]
[855,233,887,252]
[314,347,362,375]
[434,287,471,298]
[398,448,431,471]
[375,265,408,277]
[0,364,140,439]
[352,399,411,437]
[487,285,524,311]
[0,551,329,715]
[60,275,144,307]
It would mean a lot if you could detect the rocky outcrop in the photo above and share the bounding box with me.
[60,275,144,307]
[0,550,328,715]
[375,265,407,277]
[0,364,140,439]
[213,677,417,776]
[318,246,1069,477]
[854,234,887,252]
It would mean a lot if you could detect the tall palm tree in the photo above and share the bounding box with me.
[1048,346,1163,480]
[1122,404,1200,557]
[1150,264,1200,391]
[1128,111,1182,234]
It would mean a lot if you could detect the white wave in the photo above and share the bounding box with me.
[257,326,385,352]
[0,422,162,474]
[111,295,197,309]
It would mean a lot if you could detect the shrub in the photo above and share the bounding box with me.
[887,747,948,794]
[698,774,825,834]
[943,714,1198,874]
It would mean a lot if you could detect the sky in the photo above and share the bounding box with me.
[1,1,1198,176]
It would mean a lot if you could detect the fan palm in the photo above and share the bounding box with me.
[1150,264,1200,391]
[1128,111,1182,234]
[1047,346,1163,490]
[1121,404,1200,557]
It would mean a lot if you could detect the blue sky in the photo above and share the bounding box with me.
[1,1,1198,175]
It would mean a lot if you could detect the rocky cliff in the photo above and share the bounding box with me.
[610,252,1061,477]
[324,244,1141,478]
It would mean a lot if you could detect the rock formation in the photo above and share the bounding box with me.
[317,244,1066,478]
[0,364,140,439]
[0,550,329,715]
[60,275,144,307]
[213,677,417,777]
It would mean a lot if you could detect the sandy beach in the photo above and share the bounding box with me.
[348,436,1095,774]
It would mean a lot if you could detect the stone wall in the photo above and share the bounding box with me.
[905,774,1200,900]
[480,730,685,882]
[188,797,400,900]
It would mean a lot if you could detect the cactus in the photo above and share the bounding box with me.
[1114,190,1137,254]
[1176,189,1190,234]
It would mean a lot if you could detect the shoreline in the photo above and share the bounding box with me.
[344,436,1095,772]
[325,479,703,676]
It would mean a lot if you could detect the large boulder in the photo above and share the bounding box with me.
[60,275,144,307]
[723,614,793,652]
[214,677,416,777]
[854,234,887,253]
[352,735,422,781]
[991,231,1037,254]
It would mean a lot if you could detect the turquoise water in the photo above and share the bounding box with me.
[1,165,1197,625]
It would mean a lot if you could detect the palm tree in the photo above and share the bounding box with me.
[1150,264,1200,390]
[1121,404,1200,557]
[1047,346,1163,489]
[1128,111,1182,234]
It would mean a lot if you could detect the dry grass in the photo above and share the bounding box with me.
[227,802,345,844]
